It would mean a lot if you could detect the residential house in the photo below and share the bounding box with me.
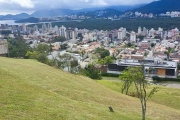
[107,58,178,78]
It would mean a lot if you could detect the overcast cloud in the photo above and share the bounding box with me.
[0,0,157,15]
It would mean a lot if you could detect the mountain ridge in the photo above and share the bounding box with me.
[0,13,30,20]
[76,8,123,18]
[2,0,180,20]
[131,0,180,14]
[0,4,145,20]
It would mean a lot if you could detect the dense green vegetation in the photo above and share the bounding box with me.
[60,43,68,50]
[7,38,54,65]
[52,36,66,42]
[15,17,39,23]
[152,76,180,82]
[7,38,30,58]
[101,73,120,77]
[80,65,102,80]
[39,18,180,31]
[94,47,110,58]
[25,44,59,66]
[56,53,79,73]
[98,56,113,65]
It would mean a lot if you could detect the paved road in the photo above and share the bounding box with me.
[165,83,180,89]
[154,81,180,89]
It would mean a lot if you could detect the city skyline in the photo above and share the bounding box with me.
[0,0,157,15]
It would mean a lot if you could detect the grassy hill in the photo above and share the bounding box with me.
[0,57,180,120]
[97,80,180,111]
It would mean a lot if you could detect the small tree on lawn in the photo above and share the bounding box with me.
[121,66,158,120]
[120,68,133,95]
[57,53,79,72]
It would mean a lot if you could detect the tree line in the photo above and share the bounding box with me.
[29,18,180,31]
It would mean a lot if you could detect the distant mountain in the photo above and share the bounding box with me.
[77,4,146,12]
[131,0,180,14]
[77,8,123,18]
[31,4,145,18]
[0,4,146,20]
[0,13,30,20]
[15,13,30,19]
[15,17,39,23]
[108,4,146,11]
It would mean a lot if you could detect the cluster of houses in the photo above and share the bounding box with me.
[1,23,180,78]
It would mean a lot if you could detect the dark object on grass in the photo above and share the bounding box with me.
[108,106,114,112]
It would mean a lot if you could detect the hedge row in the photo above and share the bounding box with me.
[101,73,120,77]
[152,76,180,82]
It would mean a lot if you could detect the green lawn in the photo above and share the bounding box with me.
[0,57,180,120]
[97,80,180,111]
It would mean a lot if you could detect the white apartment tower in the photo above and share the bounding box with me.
[168,31,172,38]
[48,23,52,30]
[72,31,76,40]
[34,25,38,31]
[54,26,59,34]
[138,27,142,35]
[130,31,136,42]
[143,27,147,36]
[174,27,179,32]
[66,28,77,40]
[42,23,47,31]
[118,27,126,40]
[149,28,155,37]
[158,27,163,38]
[22,24,27,32]
[59,25,67,38]
[118,29,123,39]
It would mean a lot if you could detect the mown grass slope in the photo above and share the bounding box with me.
[97,80,180,111]
[0,57,180,120]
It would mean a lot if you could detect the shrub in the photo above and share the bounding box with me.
[152,76,161,81]
[36,53,48,63]
[101,73,120,77]
[152,76,180,82]
[80,66,102,80]
[128,92,139,98]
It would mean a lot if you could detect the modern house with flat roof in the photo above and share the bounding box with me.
[108,58,178,78]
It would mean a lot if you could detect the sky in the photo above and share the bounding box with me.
[0,0,157,15]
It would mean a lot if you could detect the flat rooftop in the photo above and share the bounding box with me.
[119,59,177,68]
